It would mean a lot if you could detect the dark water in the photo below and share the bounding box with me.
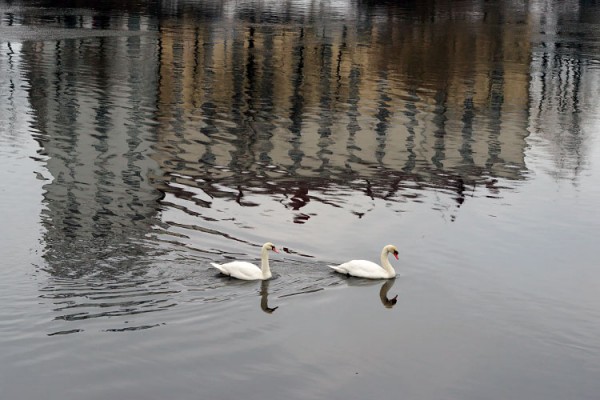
[1,0,600,399]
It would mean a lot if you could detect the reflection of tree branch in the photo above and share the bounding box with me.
[235,186,259,207]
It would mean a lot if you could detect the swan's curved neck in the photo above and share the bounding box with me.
[260,248,272,279]
[380,249,395,278]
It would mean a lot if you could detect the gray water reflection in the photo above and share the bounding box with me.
[1,0,600,399]
[4,0,596,327]
[2,0,595,329]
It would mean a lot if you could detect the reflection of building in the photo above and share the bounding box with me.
[17,0,555,246]
[21,15,162,276]
[153,0,531,206]
[0,42,32,144]
[527,0,592,178]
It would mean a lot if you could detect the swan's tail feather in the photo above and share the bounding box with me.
[211,263,228,275]
[328,265,345,274]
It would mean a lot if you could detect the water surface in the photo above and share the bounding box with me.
[1,1,600,399]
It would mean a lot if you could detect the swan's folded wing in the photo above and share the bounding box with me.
[333,260,386,278]
[219,261,262,280]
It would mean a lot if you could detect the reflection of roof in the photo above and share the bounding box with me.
[153,159,508,219]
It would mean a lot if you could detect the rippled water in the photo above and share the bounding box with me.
[1,0,600,399]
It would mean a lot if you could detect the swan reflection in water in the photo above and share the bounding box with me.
[379,279,398,309]
[260,279,278,313]
[262,277,395,312]
[342,277,398,309]
[212,271,278,313]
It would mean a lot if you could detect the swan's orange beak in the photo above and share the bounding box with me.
[272,247,279,253]
[393,252,399,260]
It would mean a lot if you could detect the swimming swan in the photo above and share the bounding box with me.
[329,244,399,279]
[211,242,279,280]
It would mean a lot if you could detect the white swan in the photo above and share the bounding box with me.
[211,242,279,280]
[329,244,399,279]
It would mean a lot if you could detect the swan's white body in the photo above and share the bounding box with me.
[211,242,278,281]
[329,245,399,279]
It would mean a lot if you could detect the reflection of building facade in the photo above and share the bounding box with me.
[0,42,32,144]
[22,16,162,276]
[527,0,592,177]
[153,0,531,204]
[21,0,588,251]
